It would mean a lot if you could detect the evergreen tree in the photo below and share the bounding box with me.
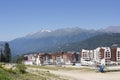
[4,42,11,62]
[0,51,4,62]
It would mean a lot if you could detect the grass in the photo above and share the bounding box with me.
[0,67,47,80]
[0,63,67,80]
[27,65,58,70]
[27,67,68,80]
[0,63,94,80]
[0,68,10,80]
[27,65,94,71]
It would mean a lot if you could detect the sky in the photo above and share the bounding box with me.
[0,0,120,41]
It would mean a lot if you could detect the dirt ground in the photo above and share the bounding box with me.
[50,70,120,80]
[27,67,120,80]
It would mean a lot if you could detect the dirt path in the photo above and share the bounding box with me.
[27,67,120,80]
[49,70,120,80]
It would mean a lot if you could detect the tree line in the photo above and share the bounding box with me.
[0,42,11,63]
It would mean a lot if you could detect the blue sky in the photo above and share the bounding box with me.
[0,0,120,41]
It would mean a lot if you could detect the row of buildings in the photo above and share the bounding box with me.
[23,47,120,66]
[81,47,120,66]
[23,52,80,66]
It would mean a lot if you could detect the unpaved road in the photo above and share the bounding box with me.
[27,67,120,80]
[48,69,120,80]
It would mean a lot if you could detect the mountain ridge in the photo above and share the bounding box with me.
[1,26,119,55]
[56,33,120,52]
[9,27,103,55]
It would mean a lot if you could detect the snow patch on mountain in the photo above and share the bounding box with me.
[41,30,52,32]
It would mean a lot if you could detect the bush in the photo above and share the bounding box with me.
[16,64,26,74]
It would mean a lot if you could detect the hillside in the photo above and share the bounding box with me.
[53,33,120,52]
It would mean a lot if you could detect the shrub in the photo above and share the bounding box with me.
[16,64,26,74]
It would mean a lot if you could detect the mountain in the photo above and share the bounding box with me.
[9,27,103,55]
[56,33,120,52]
[7,26,120,55]
[0,41,5,48]
[25,28,97,39]
[104,26,120,33]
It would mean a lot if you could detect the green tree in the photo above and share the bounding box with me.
[16,55,24,64]
[0,50,4,62]
[4,42,11,62]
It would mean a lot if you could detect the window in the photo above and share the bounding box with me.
[117,51,120,60]
[56,56,61,62]
[105,51,111,59]
[82,51,90,60]
[83,52,87,58]
[118,51,120,56]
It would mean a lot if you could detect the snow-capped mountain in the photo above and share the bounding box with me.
[8,26,120,55]
[9,27,102,55]
[26,29,52,38]
[25,27,97,39]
